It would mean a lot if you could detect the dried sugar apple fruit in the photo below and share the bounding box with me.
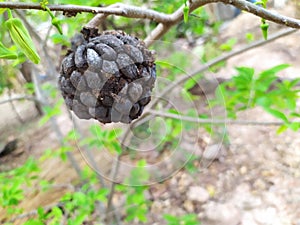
[59,29,156,124]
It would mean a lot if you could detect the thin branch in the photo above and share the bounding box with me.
[145,23,172,47]
[105,136,128,223]
[144,0,300,45]
[85,4,121,29]
[224,0,300,28]
[1,1,300,31]
[147,109,295,126]
[0,95,44,105]
[7,90,25,124]
[0,2,172,23]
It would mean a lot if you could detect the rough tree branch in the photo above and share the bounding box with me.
[145,0,300,45]
[0,95,44,105]
[0,1,300,29]
[0,2,173,23]
[147,109,297,126]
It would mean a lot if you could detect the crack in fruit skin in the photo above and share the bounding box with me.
[59,29,156,124]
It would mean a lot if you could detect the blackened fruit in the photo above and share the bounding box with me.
[59,29,156,124]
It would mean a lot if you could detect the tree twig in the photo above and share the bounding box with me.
[84,3,121,29]
[0,95,44,105]
[0,2,172,23]
[105,132,129,224]
[145,0,300,45]
[7,90,25,124]
[224,0,300,28]
[1,0,300,34]
[147,109,296,126]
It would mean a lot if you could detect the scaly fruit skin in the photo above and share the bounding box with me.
[59,29,156,124]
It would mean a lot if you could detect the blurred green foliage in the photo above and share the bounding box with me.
[211,64,300,132]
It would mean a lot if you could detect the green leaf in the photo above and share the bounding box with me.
[260,21,269,40]
[245,32,254,43]
[183,5,189,23]
[95,188,109,202]
[90,124,102,137]
[0,8,7,14]
[286,97,296,111]
[181,88,193,102]
[40,0,49,9]
[290,112,300,118]
[233,68,255,91]
[24,82,35,95]
[255,0,268,8]
[0,41,17,59]
[220,38,237,51]
[164,214,178,224]
[277,124,288,134]
[107,129,119,141]
[264,107,288,122]
[39,99,63,125]
[111,141,122,155]
[181,214,199,224]
[69,213,86,225]
[23,220,44,225]
[288,122,300,131]
[41,1,63,35]
[183,73,203,90]
[255,96,272,108]
[51,34,70,46]
[65,130,79,141]
[37,207,45,219]
[5,13,40,64]
[259,64,290,77]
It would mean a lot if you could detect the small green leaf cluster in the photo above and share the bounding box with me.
[116,160,150,223]
[0,158,40,216]
[211,64,300,131]
[24,184,109,225]
[80,124,123,155]
[60,187,108,224]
